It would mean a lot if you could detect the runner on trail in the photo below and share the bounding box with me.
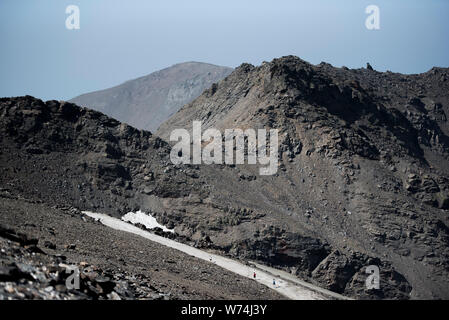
[253,272,256,279]
[273,279,276,286]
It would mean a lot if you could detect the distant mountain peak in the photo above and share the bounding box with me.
[70,62,233,132]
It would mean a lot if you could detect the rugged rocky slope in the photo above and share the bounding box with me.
[158,56,449,299]
[1,55,449,300]
[0,96,210,216]
[0,194,281,300]
[0,96,281,299]
[70,62,233,132]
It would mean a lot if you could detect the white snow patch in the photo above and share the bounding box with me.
[121,210,174,233]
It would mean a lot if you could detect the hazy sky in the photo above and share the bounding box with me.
[1,0,448,101]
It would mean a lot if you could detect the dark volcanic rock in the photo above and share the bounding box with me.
[0,96,208,217]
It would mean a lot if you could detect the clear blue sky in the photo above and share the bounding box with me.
[1,0,448,101]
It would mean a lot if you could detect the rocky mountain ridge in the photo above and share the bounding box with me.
[157,56,449,299]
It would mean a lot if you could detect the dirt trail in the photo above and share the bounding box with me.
[83,211,347,300]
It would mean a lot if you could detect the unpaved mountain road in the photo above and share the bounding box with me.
[83,211,350,300]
